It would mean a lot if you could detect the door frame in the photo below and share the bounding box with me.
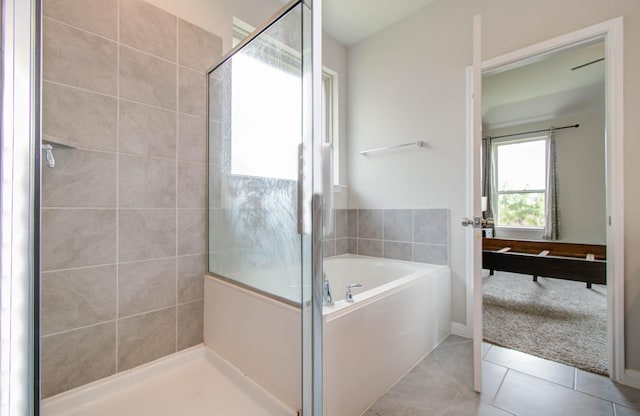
[465,16,626,385]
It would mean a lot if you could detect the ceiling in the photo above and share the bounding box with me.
[483,41,605,129]
[322,0,438,45]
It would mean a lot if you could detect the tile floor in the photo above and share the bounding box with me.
[364,336,640,416]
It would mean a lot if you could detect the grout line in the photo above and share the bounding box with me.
[115,0,121,374]
[42,320,118,339]
[490,367,509,405]
[573,367,577,390]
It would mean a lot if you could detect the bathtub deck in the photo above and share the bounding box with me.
[41,345,295,416]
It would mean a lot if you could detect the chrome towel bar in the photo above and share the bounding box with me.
[359,140,425,155]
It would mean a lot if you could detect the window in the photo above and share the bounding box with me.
[494,137,546,227]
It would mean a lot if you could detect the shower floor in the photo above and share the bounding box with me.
[41,345,295,416]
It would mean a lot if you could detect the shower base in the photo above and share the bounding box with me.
[41,344,295,416]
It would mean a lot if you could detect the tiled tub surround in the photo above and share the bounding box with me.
[323,208,449,265]
[40,0,221,398]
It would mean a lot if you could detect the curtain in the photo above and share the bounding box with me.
[481,138,496,221]
[543,128,559,240]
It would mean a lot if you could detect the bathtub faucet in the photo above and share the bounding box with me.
[322,273,334,306]
[345,283,363,303]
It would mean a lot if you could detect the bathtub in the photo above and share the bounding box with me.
[322,254,451,416]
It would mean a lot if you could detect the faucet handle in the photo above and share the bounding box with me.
[345,283,362,303]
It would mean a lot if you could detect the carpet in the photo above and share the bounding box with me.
[483,271,608,375]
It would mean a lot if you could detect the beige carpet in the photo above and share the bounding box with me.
[483,271,608,375]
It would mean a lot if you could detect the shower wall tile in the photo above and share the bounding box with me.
[358,209,383,239]
[43,18,117,95]
[336,238,349,256]
[177,300,204,350]
[41,265,116,335]
[414,209,449,245]
[335,209,348,238]
[348,238,358,254]
[178,67,206,117]
[414,243,448,265]
[323,240,336,258]
[178,114,206,162]
[119,209,177,262]
[358,239,383,257]
[177,254,206,303]
[43,0,118,40]
[348,209,358,238]
[42,209,116,271]
[42,149,117,208]
[178,209,207,255]
[117,307,177,371]
[118,258,177,317]
[384,209,412,242]
[43,81,117,151]
[41,322,116,398]
[178,161,207,209]
[119,100,176,159]
[384,241,412,262]
[119,155,176,208]
[119,0,177,61]
[120,46,177,110]
[178,19,222,72]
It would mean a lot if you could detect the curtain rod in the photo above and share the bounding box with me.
[483,123,579,141]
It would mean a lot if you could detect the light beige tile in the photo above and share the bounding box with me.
[208,167,222,209]
[120,46,176,110]
[118,258,176,317]
[358,209,383,239]
[118,209,176,262]
[358,239,382,257]
[348,238,357,254]
[178,67,205,117]
[615,404,640,416]
[414,208,449,245]
[178,161,206,209]
[178,209,206,255]
[336,238,349,255]
[178,19,222,72]
[43,81,117,151]
[43,18,117,95]
[42,149,116,208]
[41,322,116,398]
[335,209,348,239]
[414,243,448,265]
[41,265,116,335]
[383,241,412,261]
[119,155,176,208]
[118,307,176,371]
[177,300,203,350]
[480,360,508,404]
[119,100,176,159]
[43,0,117,40]
[42,209,116,271]
[323,240,336,258]
[178,114,206,162]
[178,254,206,303]
[384,209,413,241]
[576,369,640,410]
[442,394,513,416]
[348,209,358,238]
[119,0,176,61]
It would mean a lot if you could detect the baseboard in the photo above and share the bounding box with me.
[451,322,472,338]
[622,368,640,389]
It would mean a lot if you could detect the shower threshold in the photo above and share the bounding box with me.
[41,344,295,416]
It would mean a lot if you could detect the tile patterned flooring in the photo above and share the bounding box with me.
[364,336,640,416]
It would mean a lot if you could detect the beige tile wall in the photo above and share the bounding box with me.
[40,0,222,398]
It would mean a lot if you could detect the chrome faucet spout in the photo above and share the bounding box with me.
[345,283,362,303]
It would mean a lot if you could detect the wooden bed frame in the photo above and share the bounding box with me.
[482,238,606,288]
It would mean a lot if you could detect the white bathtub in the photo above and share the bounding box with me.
[322,254,451,416]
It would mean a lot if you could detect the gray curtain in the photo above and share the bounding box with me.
[543,128,559,240]
[481,138,495,220]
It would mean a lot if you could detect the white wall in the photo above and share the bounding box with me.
[487,109,607,244]
[345,0,640,370]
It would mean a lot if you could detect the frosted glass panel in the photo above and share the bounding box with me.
[208,6,303,304]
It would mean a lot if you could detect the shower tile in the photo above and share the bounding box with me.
[118,209,176,262]
[43,18,117,95]
[118,258,177,317]
[178,19,222,72]
[120,46,176,110]
[42,209,116,271]
[414,244,448,265]
[335,209,348,238]
[179,67,206,117]
[178,114,206,162]
[348,238,358,254]
[43,81,117,151]
[358,209,383,239]
[177,300,204,350]
[119,0,176,61]
[384,209,413,242]
[358,239,383,257]
[178,209,207,255]
[119,100,176,159]
[119,154,176,208]
[42,149,117,208]
[43,0,117,40]
[336,238,349,255]
[178,161,207,209]
[323,239,336,258]
[41,322,116,398]
[177,254,206,303]
[41,265,116,335]
[118,307,176,371]
[384,241,412,261]
[414,209,449,245]
[348,209,358,238]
